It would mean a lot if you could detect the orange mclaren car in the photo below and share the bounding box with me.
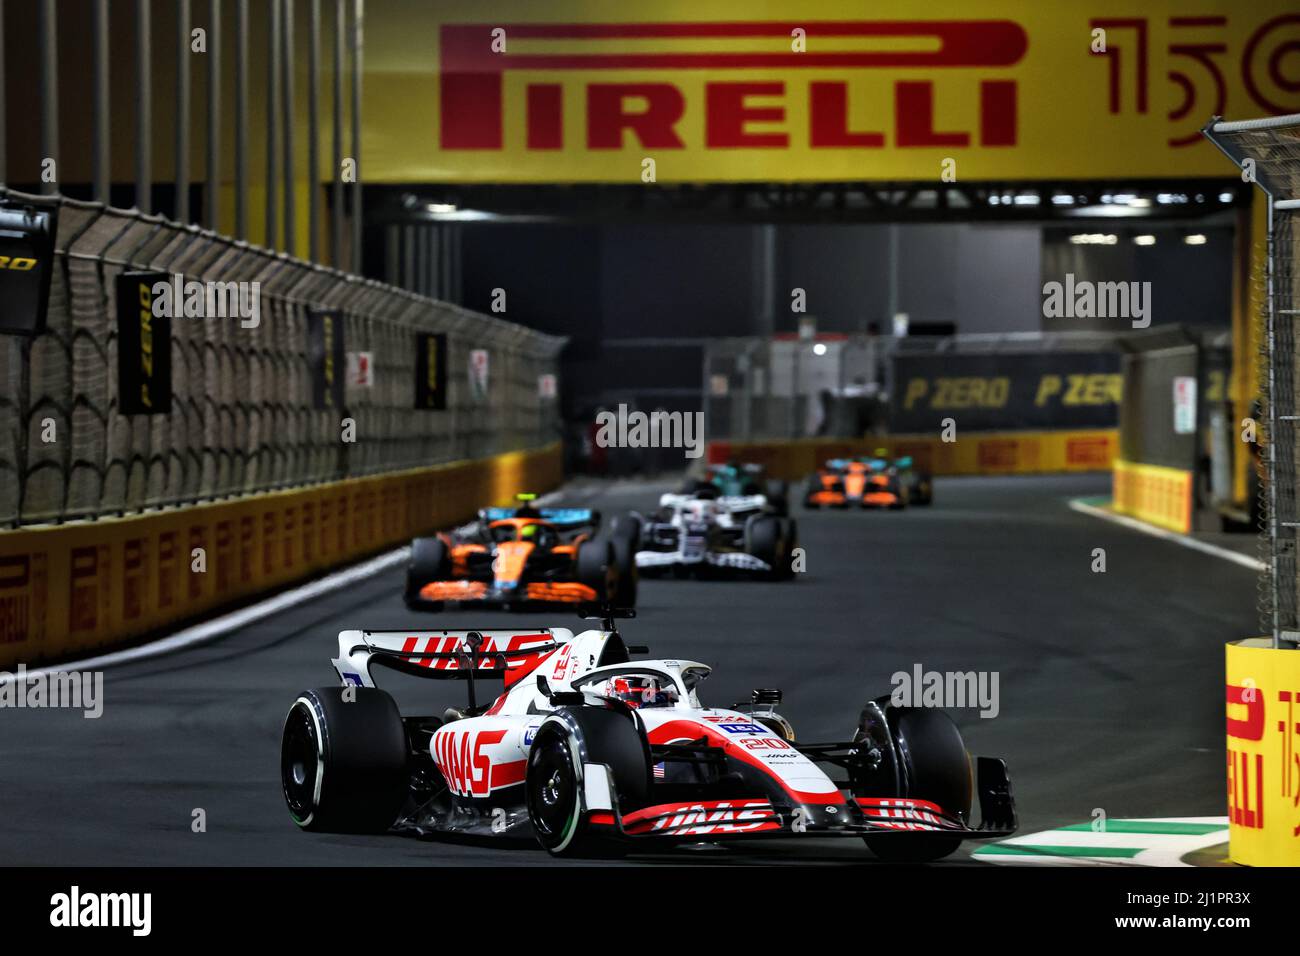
[404,501,639,611]
[803,458,907,509]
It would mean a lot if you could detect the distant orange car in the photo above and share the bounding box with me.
[404,498,639,611]
[803,457,908,509]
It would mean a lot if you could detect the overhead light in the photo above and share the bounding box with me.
[426,203,457,214]
[1013,194,1041,206]
[1184,234,1208,245]
[1134,234,1156,246]
[1219,191,1235,203]
[813,342,828,356]
[1069,233,1118,245]
[1051,194,1075,206]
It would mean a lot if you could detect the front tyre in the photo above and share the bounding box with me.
[526,709,649,857]
[864,708,971,863]
[281,687,409,833]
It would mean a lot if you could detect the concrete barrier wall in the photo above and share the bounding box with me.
[0,442,562,669]
[708,429,1118,481]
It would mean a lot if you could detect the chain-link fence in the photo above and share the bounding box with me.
[1204,113,1300,646]
[0,190,566,528]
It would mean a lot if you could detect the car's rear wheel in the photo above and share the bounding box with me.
[607,514,641,609]
[281,687,409,833]
[745,515,795,580]
[576,539,618,602]
[911,474,934,505]
[863,708,971,863]
[405,537,450,608]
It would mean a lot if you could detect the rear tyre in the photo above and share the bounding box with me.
[745,515,794,580]
[576,539,618,602]
[911,474,934,506]
[281,687,409,833]
[526,709,649,857]
[864,708,971,863]
[766,479,790,516]
[405,537,450,608]
[607,515,641,609]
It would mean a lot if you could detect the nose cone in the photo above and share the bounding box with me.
[493,541,534,588]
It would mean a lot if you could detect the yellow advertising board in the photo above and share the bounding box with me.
[707,428,1117,480]
[1225,639,1300,867]
[365,0,1300,183]
[1112,458,1194,533]
[0,444,562,670]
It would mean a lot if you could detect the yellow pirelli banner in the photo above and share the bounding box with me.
[365,0,1300,183]
[1111,458,1194,533]
[708,428,1117,480]
[0,443,562,670]
[1225,639,1300,867]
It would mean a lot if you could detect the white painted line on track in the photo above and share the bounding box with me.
[1068,498,1265,572]
[973,816,1230,867]
[1,489,573,682]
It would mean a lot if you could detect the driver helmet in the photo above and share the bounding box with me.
[519,523,539,540]
[604,675,678,708]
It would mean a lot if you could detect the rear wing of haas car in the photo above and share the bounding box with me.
[333,627,575,690]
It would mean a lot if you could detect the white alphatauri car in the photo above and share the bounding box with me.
[634,490,797,579]
[279,611,1017,860]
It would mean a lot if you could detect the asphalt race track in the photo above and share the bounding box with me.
[0,474,1254,866]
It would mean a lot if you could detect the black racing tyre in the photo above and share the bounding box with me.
[744,514,794,580]
[576,539,618,602]
[864,708,972,863]
[525,708,649,857]
[405,537,450,607]
[911,474,934,506]
[607,516,641,609]
[281,687,409,834]
[765,479,790,516]
[611,512,642,550]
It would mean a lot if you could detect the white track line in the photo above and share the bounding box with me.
[1068,499,1265,572]
[1,489,572,682]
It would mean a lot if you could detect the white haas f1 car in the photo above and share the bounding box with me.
[280,612,1016,860]
[635,491,797,580]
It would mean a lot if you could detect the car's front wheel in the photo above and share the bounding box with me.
[862,708,971,863]
[525,709,648,857]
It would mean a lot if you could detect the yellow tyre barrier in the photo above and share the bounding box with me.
[1225,638,1300,866]
[0,443,562,669]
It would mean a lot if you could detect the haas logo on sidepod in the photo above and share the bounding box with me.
[434,729,508,797]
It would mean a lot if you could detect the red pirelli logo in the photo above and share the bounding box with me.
[440,20,1028,152]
